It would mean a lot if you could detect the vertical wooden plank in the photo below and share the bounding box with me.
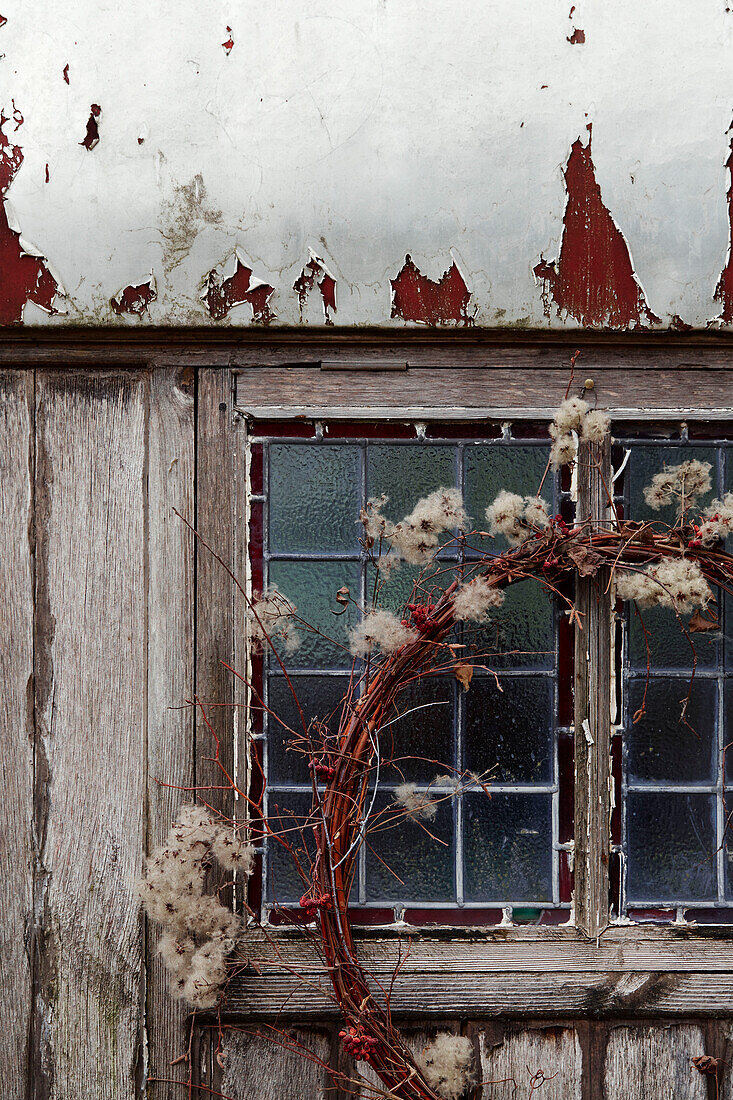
[0,370,34,1099]
[33,372,147,1100]
[573,436,613,938]
[603,1024,707,1100]
[209,1027,333,1100]
[472,1022,583,1099]
[195,369,236,820]
[146,366,195,1098]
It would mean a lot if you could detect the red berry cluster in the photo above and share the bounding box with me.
[401,602,436,632]
[309,756,336,780]
[298,892,333,919]
[339,1026,379,1060]
[552,513,570,534]
[542,556,560,572]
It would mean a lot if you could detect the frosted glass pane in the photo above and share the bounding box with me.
[626,793,715,902]
[367,445,456,521]
[466,676,553,782]
[464,792,552,903]
[465,445,550,554]
[628,602,718,671]
[267,791,316,903]
[268,675,351,783]
[627,445,717,526]
[268,561,359,669]
[365,793,454,902]
[469,580,554,670]
[270,443,360,552]
[382,677,455,784]
[626,679,716,784]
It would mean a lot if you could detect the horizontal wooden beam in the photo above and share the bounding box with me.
[219,926,733,1018]
[0,328,732,370]
[235,366,733,419]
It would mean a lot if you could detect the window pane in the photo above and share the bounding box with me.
[628,603,718,671]
[627,444,717,526]
[365,793,455,903]
[268,560,359,669]
[268,675,351,784]
[270,443,360,552]
[464,445,550,555]
[469,579,554,670]
[267,791,317,903]
[260,433,564,914]
[382,677,455,785]
[466,676,553,783]
[464,792,553,903]
[626,679,717,784]
[626,793,715,903]
[367,445,456,520]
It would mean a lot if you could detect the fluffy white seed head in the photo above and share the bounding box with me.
[642,460,712,515]
[698,492,733,545]
[615,558,711,613]
[349,609,418,657]
[485,492,550,545]
[421,1033,476,1100]
[553,396,589,433]
[394,782,437,821]
[364,488,469,565]
[581,409,611,443]
[550,432,576,469]
[452,575,505,622]
[247,586,300,654]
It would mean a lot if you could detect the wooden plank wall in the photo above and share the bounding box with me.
[1,358,733,1100]
[0,366,196,1100]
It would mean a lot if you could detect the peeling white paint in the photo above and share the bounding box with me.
[0,0,731,326]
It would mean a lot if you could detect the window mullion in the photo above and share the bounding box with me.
[573,434,613,937]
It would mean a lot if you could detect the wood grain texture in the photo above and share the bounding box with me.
[195,370,236,819]
[603,1024,707,1100]
[2,327,733,372]
[472,1021,583,1099]
[145,367,196,1099]
[356,1026,442,1097]
[33,372,147,1100]
[0,371,34,1099]
[574,437,613,938]
[208,1026,332,1100]
[235,367,733,419]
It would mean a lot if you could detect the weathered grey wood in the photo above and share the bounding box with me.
[0,370,34,1099]
[207,1026,332,1100]
[233,924,733,972]
[195,369,237,821]
[145,366,196,1099]
[234,366,733,419]
[603,1024,707,1100]
[3,328,733,374]
[224,969,733,1019]
[471,1021,583,1099]
[33,372,147,1100]
[356,1025,447,1097]
[574,436,613,939]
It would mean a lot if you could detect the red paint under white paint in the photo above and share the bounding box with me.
[390,255,472,325]
[201,250,275,323]
[0,109,63,325]
[534,127,659,329]
[293,251,337,324]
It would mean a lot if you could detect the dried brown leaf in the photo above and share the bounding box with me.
[455,663,473,691]
[567,544,603,577]
[688,609,719,633]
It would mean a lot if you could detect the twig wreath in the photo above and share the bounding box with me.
[139,385,733,1100]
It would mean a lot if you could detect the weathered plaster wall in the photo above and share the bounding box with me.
[1,0,732,328]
